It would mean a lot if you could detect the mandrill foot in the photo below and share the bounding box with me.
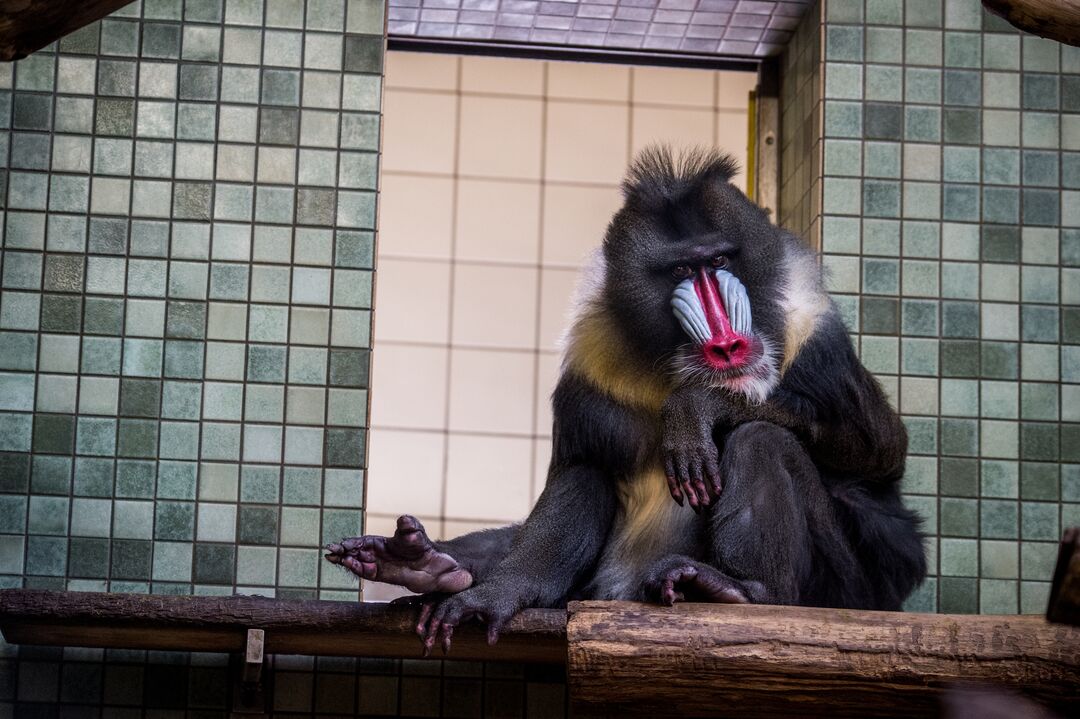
[325,515,474,594]
[646,558,750,606]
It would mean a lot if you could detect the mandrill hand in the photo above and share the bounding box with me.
[661,385,723,511]
[414,581,523,656]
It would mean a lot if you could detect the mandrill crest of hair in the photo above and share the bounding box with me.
[620,145,741,206]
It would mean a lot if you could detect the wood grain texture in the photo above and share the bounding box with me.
[0,0,136,61]
[567,600,1080,718]
[0,590,567,663]
[982,0,1080,46]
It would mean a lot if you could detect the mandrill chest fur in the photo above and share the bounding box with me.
[562,307,702,600]
[588,462,700,600]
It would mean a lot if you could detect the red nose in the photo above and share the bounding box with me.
[703,335,750,370]
[694,268,750,370]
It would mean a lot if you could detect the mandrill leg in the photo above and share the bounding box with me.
[645,555,751,605]
[650,420,866,607]
[703,421,864,607]
[325,515,517,595]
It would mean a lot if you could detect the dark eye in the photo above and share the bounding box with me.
[671,265,693,280]
[711,255,729,269]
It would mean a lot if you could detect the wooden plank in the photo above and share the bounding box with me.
[754,57,780,219]
[0,590,567,664]
[982,0,1080,47]
[0,0,136,61]
[567,600,1080,718]
[1048,527,1080,625]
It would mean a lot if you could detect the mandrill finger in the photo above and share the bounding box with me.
[415,601,437,636]
[339,555,376,579]
[656,455,682,500]
[665,470,684,505]
[680,476,701,513]
[704,460,723,497]
[687,462,709,507]
[675,455,699,510]
[487,619,504,646]
[682,482,700,513]
[338,536,371,555]
[421,623,440,657]
[439,623,454,655]
[421,604,449,653]
[661,580,677,606]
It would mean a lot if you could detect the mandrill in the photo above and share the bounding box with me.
[327,147,927,654]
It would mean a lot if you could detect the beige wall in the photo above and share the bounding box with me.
[366,51,754,598]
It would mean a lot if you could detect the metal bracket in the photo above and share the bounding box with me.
[232,628,267,715]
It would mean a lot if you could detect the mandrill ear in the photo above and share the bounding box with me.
[621,145,739,204]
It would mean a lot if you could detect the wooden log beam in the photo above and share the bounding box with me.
[982,0,1080,47]
[0,590,567,664]
[7,589,1080,714]
[0,0,138,62]
[567,601,1080,718]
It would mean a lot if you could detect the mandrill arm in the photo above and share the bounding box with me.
[662,312,908,508]
[411,371,629,653]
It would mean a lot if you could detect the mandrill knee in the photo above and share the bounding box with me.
[719,422,804,493]
[722,421,796,461]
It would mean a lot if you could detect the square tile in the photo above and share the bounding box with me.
[182,25,222,62]
[115,459,155,498]
[289,346,328,385]
[345,36,384,73]
[246,384,284,422]
[193,543,235,584]
[158,421,199,459]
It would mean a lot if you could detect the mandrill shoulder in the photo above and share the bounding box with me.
[773,304,894,427]
[775,239,832,373]
[560,305,672,416]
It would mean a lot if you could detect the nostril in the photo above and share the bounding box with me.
[711,338,746,353]
[704,336,749,367]
[708,344,731,361]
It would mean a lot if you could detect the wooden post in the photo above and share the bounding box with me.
[235,628,267,714]
[242,629,265,684]
[754,58,780,219]
[567,601,1080,718]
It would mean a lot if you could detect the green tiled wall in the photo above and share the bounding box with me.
[0,0,381,599]
[785,0,1080,614]
[0,0,410,714]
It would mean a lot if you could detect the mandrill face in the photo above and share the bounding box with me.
[601,148,795,404]
[671,265,754,373]
[659,239,781,404]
